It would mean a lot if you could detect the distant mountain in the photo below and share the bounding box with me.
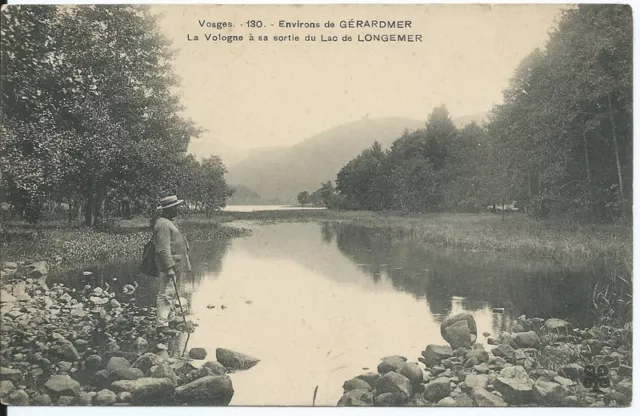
[226,113,487,203]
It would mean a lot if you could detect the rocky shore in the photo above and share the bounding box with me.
[337,313,632,407]
[0,261,259,406]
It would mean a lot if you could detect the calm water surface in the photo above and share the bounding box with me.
[61,220,599,406]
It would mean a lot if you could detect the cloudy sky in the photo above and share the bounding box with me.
[154,4,568,161]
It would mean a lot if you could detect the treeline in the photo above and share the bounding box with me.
[312,5,632,222]
[0,5,232,225]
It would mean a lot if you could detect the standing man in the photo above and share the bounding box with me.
[154,195,191,335]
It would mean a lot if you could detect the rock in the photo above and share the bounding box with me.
[94,389,117,406]
[201,361,227,376]
[77,392,95,405]
[343,378,372,392]
[111,367,144,381]
[156,343,168,352]
[499,365,530,380]
[553,375,574,387]
[4,389,29,405]
[31,394,52,405]
[560,363,584,381]
[27,261,49,279]
[132,337,148,352]
[374,392,397,406]
[423,377,451,402]
[375,371,412,402]
[437,396,456,406]
[44,374,81,397]
[85,355,103,371]
[487,337,500,345]
[543,318,572,333]
[454,392,474,406]
[421,345,453,367]
[474,363,490,374]
[464,374,489,389]
[499,331,518,348]
[511,322,525,333]
[397,362,423,385]
[58,361,73,372]
[441,313,477,349]
[337,389,373,406]
[57,395,75,405]
[614,380,632,398]
[0,366,22,382]
[492,344,517,361]
[618,364,632,378]
[58,340,80,361]
[150,364,178,384]
[116,391,132,403]
[0,380,15,398]
[175,375,234,405]
[494,376,534,404]
[132,353,164,375]
[471,387,508,406]
[111,377,176,404]
[109,299,121,308]
[215,348,260,371]
[514,331,540,348]
[189,347,207,360]
[466,349,489,363]
[3,262,18,270]
[0,291,17,304]
[377,355,407,374]
[73,339,88,352]
[106,357,130,373]
[533,379,568,406]
[356,372,379,386]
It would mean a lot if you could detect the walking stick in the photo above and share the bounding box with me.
[171,275,188,327]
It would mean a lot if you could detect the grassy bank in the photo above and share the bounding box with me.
[0,217,250,274]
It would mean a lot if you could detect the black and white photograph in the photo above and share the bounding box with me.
[0,1,634,409]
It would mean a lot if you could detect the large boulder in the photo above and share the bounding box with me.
[513,331,541,349]
[463,374,489,390]
[215,348,259,371]
[492,344,517,361]
[420,345,453,367]
[377,355,407,375]
[397,362,423,385]
[337,389,373,406]
[499,365,529,380]
[374,371,412,402]
[201,361,227,376]
[132,353,164,375]
[342,378,372,392]
[494,376,534,405]
[374,392,398,407]
[189,348,207,360]
[106,357,130,373]
[94,389,117,406]
[440,313,477,349]
[174,375,234,405]
[355,372,379,386]
[471,387,507,406]
[44,374,81,397]
[533,379,568,406]
[423,377,451,403]
[111,377,175,404]
[150,364,179,384]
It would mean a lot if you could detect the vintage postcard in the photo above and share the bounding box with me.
[0,2,633,409]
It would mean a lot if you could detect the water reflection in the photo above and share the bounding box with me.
[56,220,602,405]
[327,222,598,328]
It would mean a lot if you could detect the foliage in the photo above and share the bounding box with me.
[296,191,310,207]
[328,5,631,223]
[0,5,232,225]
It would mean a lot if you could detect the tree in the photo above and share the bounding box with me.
[297,191,310,207]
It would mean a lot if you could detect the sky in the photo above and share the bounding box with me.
[153,4,568,161]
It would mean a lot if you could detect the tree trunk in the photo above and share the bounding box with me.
[606,92,626,209]
[84,178,94,227]
[93,184,106,225]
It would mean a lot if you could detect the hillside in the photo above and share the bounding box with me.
[226,114,486,203]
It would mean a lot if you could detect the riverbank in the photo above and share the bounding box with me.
[337,313,632,407]
[0,262,260,405]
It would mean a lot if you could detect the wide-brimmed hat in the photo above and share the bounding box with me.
[157,195,184,210]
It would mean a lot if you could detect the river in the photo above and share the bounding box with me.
[55,219,599,406]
